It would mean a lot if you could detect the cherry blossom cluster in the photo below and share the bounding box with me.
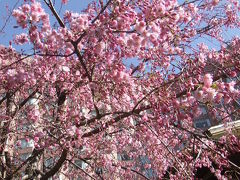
[0,0,239,179]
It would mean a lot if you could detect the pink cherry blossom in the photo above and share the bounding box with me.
[62,0,68,4]
[14,33,29,45]
[0,0,239,179]
[203,74,213,88]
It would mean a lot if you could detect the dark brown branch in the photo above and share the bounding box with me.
[44,0,91,81]
[0,54,34,71]
[0,95,7,106]
[75,31,87,45]
[6,92,12,116]
[40,149,67,180]
[72,41,92,81]
[131,58,149,75]
[9,88,39,117]
[57,90,66,107]
[81,72,229,138]
[0,86,21,108]
[19,89,38,110]
[112,29,136,33]
[196,25,215,34]
[82,105,151,138]
[92,0,113,24]
[36,52,74,57]
[67,160,96,180]
[75,0,113,45]
[77,110,140,127]
[44,0,65,28]
[67,157,104,180]
[112,164,150,180]
[6,149,44,180]
[173,123,206,139]
[77,112,112,127]
[131,74,181,112]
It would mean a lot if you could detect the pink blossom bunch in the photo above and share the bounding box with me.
[1,0,239,179]
[14,33,29,45]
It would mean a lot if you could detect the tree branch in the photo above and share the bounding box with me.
[19,89,38,110]
[112,164,151,180]
[92,0,113,24]
[72,41,92,81]
[82,105,151,138]
[44,0,65,28]
[40,149,68,180]
[67,160,96,180]
[6,149,44,180]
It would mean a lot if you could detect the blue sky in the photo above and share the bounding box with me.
[0,0,239,77]
[0,0,240,52]
[0,0,94,48]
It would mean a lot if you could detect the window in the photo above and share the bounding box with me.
[18,139,34,149]
[45,158,54,168]
[74,160,87,169]
[118,153,132,161]
[28,98,39,105]
[144,168,155,179]
[95,167,103,175]
[139,156,150,164]
[194,119,211,129]
[200,107,208,115]
[132,118,140,126]
[20,153,31,161]
[17,124,31,132]
[76,146,86,156]
[138,156,156,178]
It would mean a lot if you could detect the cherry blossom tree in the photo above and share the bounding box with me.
[0,0,240,179]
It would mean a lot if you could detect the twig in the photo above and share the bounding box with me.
[0,0,20,33]
[92,0,113,24]
[67,160,96,180]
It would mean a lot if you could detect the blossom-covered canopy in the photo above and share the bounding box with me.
[0,0,240,179]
